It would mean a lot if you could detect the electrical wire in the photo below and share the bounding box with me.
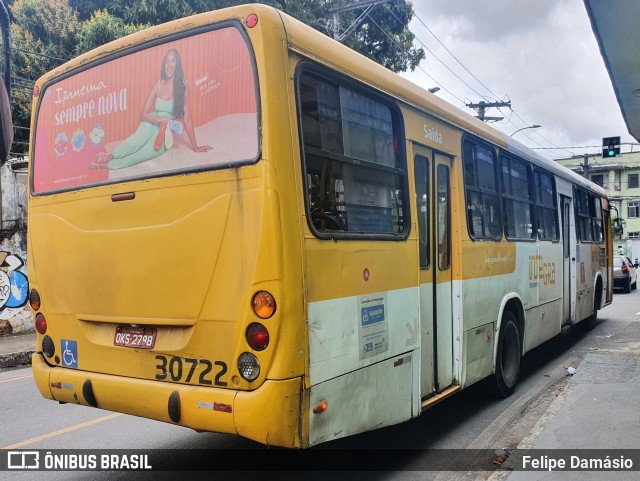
[391,4,576,158]
[365,14,466,104]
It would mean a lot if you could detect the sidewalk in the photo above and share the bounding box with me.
[498,315,640,480]
[0,331,35,368]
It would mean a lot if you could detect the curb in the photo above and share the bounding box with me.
[0,350,34,368]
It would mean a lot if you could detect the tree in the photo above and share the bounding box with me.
[69,0,424,73]
[6,0,80,153]
[70,0,214,25]
[335,0,425,72]
[75,10,148,55]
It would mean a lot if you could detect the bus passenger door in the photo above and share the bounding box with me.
[434,154,454,390]
[413,145,454,399]
[413,146,435,398]
[561,195,573,324]
[602,208,612,305]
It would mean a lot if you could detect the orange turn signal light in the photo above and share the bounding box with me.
[313,400,328,414]
[252,291,276,319]
[29,289,41,311]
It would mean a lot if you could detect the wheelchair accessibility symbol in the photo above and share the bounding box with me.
[61,339,78,368]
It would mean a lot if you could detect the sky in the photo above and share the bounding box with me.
[399,0,634,161]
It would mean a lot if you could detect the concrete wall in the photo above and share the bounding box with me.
[0,162,31,336]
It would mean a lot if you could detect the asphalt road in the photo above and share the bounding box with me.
[0,287,637,480]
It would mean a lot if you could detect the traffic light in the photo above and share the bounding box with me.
[602,136,620,157]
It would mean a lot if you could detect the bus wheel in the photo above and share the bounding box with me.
[580,283,601,331]
[492,311,520,398]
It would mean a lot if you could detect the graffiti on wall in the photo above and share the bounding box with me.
[0,251,29,311]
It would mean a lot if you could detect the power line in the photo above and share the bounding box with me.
[367,8,559,159]
[411,10,502,101]
[9,46,69,63]
[365,15,466,104]
[394,5,574,157]
[382,4,493,101]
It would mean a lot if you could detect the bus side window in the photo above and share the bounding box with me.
[298,69,407,236]
[462,140,502,240]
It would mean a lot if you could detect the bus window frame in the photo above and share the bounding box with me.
[461,134,503,242]
[500,152,536,242]
[574,186,604,244]
[294,61,410,241]
[532,167,560,243]
[30,20,262,197]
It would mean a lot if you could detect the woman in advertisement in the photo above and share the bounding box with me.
[92,48,212,170]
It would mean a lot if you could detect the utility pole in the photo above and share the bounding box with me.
[583,154,589,179]
[329,0,393,41]
[465,100,511,122]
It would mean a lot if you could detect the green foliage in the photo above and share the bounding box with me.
[12,0,79,55]
[70,0,218,25]
[7,0,80,153]
[75,10,148,55]
[69,0,424,73]
[339,0,424,72]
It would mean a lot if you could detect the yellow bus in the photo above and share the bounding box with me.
[29,4,612,448]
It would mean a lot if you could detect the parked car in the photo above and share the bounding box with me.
[613,255,637,293]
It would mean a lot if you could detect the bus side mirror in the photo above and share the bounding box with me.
[0,80,13,163]
[613,218,624,237]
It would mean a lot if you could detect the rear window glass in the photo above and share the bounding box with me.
[32,25,258,194]
[614,257,622,267]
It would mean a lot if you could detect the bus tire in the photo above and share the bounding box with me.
[580,282,601,331]
[492,311,520,398]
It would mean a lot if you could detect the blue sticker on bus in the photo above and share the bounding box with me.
[61,339,78,368]
[361,305,385,326]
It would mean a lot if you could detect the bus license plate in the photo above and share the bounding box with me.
[114,326,157,349]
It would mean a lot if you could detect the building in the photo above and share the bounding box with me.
[555,151,640,262]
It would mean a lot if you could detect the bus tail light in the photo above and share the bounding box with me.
[252,291,276,319]
[42,335,55,357]
[246,323,269,351]
[35,313,47,334]
[313,400,328,414]
[29,289,41,310]
[238,352,260,381]
[246,13,258,28]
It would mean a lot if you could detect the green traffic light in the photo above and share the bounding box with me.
[608,149,615,156]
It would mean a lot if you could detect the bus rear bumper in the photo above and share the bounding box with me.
[31,353,303,448]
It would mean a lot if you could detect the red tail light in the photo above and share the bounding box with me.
[622,264,629,274]
[246,13,258,28]
[35,313,47,334]
[246,323,269,351]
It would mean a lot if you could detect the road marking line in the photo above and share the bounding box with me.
[2,413,124,449]
[0,373,33,384]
